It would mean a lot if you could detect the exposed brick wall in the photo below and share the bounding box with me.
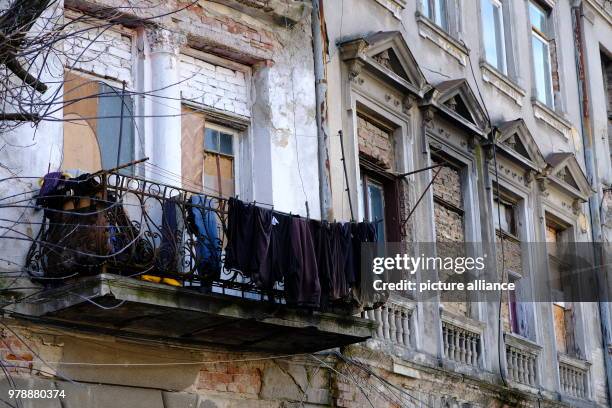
[172,1,277,62]
[434,204,464,242]
[432,161,462,209]
[357,116,394,170]
[496,235,522,277]
[332,361,398,408]
[433,160,468,316]
[64,13,133,84]
[179,54,250,117]
[550,39,560,94]
[0,328,34,373]
[197,358,262,395]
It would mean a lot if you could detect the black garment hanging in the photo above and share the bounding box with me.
[224,198,274,288]
[310,220,333,306]
[284,216,320,307]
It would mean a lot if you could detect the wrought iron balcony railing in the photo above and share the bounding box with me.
[19,170,375,352]
[26,170,284,302]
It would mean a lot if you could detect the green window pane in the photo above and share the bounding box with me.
[219,132,233,155]
[205,128,219,151]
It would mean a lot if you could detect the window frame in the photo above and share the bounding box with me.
[480,0,508,74]
[529,0,555,108]
[544,213,577,357]
[422,0,450,32]
[358,162,401,242]
[202,121,240,198]
[494,197,519,239]
[361,174,387,242]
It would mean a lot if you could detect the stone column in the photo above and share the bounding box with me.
[145,28,186,186]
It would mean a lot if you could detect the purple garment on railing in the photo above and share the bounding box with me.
[38,172,64,198]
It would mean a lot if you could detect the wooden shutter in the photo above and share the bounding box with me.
[181,106,205,190]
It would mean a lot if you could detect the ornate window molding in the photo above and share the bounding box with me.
[494,119,546,172]
[481,61,526,107]
[544,152,592,202]
[339,31,429,99]
[373,0,407,19]
[420,79,489,137]
[532,99,573,140]
[416,14,469,66]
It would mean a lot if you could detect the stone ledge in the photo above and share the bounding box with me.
[584,0,612,26]
[373,0,407,19]
[504,332,542,354]
[440,309,486,335]
[416,14,468,66]
[558,352,591,372]
[8,274,374,353]
[480,62,526,107]
[532,100,573,140]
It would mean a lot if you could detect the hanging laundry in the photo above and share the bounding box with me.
[224,198,275,289]
[351,221,387,308]
[330,222,352,301]
[284,216,320,307]
[158,197,184,274]
[187,195,222,280]
[266,212,292,289]
[310,220,333,306]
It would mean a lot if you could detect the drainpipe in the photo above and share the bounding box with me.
[571,2,612,403]
[311,0,334,221]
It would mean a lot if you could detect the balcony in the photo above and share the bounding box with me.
[16,170,374,353]
[361,299,415,353]
[504,333,541,389]
[441,311,484,368]
[558,353,590,400]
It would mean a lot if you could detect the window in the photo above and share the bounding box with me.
[494,199,517,237]
[422,0,449,31]
[507,273,520,334]
[358,167,401,243]
[432,158,465,242]
[529,1,554,107]
[204,125,235,198]
[494,195,522,335]
[546,218,576,356]
[181,105,237,197]
[62,71,134,174]
[361,176,386,242]
[481,0,507,73]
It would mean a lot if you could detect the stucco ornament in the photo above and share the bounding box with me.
[146,28,187,54]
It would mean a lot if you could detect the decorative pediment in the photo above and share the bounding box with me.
[339,31,429,97]
[495,119,546,171]
[421,79,489,137]
[545,152,592,201]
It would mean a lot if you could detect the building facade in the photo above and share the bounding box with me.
[0,0,611,407]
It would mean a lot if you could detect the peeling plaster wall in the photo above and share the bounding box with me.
[250,18,319,218]
[0,3,64,284]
